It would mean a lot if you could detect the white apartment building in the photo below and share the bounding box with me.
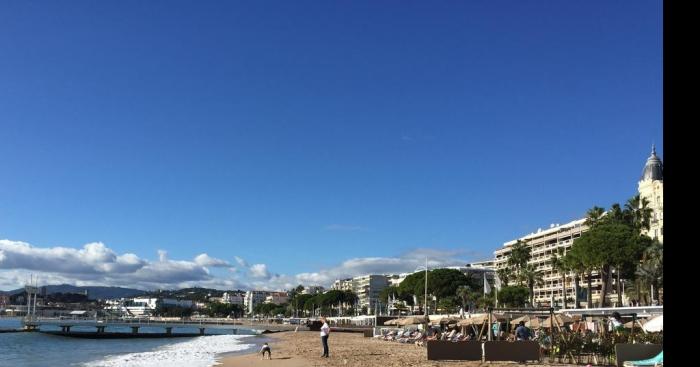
[352,275,389,314]
[221,292,245,305]
[104,297,193,316]
[494,219,592,307]
[468,260,495,269]
[493,148,663,308]
[244,291,268,314]
[302,286,325,295]
[387,273,409,287]
[331,278,353,292]
[264,292,289,305]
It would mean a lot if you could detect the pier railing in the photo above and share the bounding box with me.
[22,316,305,334]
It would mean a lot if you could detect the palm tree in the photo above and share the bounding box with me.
[568,244,595,308]
[624,195,653,232]
[521,264,544,306]
[637,241,663,304]
[584,206,605,227]
[626,279,651,306]
[507,240,531,286]
[341,291,358,316]
[607,203,624,223]
[496,267,511,288]
[456,285,471,311]
[564,254,585,309]
[550,249,568,309]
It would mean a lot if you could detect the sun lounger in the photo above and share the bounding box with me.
[413,334,426,346]
[440,329,456,341]
[623,351,663,367]
[398,331,420,343]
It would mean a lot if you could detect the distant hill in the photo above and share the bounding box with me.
[2,284,146,300]
[142,287,234,301]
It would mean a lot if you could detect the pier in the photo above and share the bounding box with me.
[22,317,307,338]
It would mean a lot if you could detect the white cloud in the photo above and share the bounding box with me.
[249,264,270,279]
[193,253,230,267]
[0,239,234,290]
[234,248,475,290]
[234,256,248,267]
[290,248,471,287]
[0,240,146,275]
[0,239,478,292]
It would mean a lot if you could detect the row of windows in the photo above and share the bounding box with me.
[534,289,609,298]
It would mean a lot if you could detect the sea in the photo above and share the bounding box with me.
[0,317,262,367]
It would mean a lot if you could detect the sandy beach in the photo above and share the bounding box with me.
[218,331,580,367]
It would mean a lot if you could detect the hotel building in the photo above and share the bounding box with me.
[493,147,663,307]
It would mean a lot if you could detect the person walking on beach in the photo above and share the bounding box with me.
[320,316,330,358]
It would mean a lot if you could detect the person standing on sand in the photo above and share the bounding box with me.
[320,316,330,358]
[515,321,531,341]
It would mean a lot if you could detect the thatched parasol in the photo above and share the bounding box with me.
[509,315,541,328]
[541,314,574,328]
[398,316,428,326]
[441,317,460,324]
[457,314,488,326]
[624,318,647,329]
[642,315,663,332]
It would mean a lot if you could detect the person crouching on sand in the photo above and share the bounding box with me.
[260,342,271,360]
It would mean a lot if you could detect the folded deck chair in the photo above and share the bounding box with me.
[622,351,663,367]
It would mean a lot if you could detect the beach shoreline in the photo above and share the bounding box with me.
[217,332,307,367]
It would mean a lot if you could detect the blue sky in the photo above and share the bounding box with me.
[0,1,662,290]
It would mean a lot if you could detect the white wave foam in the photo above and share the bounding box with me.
[83,335,254,367]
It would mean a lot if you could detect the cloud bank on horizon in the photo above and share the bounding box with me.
[0,239,476,291]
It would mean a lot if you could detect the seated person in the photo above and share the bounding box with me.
[426,330,440,341]
[608,312,624,333]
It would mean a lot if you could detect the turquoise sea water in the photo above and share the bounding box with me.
[0,318,260,367]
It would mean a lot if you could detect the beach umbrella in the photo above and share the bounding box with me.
[509,315,531,325]
[624,319,647,329]
[399,316,427,326]
[509,315,541,328]
[457,315,488,326]
[439,317,460,325]
[526,318,541,328]
[541,314,574,328]
[642,315,663,332]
